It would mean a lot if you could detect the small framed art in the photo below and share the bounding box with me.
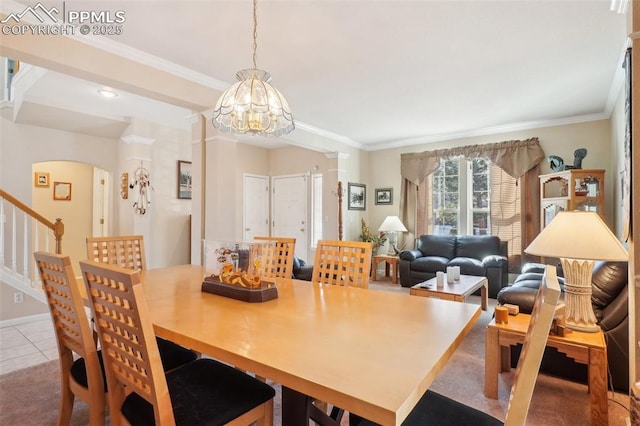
[178,160,192,199]
[348,182,366,210]
[375,188,393,205]
[53,182,72,201]
[34,172,50,188]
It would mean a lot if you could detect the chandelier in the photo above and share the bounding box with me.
[212,0,294,137]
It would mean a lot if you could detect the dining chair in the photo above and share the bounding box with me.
[254,236,296,279]
[86,235,146,271]
[351,264,562,426]
[79,259,276,426]
[34,252,198,426]
[304,240,373,423]
[34,251,106,426]
[312,240,373,288]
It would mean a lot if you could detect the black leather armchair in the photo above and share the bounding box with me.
[497,261,629,392]
[399,235,508,298]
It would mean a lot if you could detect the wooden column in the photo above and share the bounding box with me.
[337,181,344,241]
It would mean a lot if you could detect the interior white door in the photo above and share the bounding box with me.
[243,174,270,241]
[92,167,110,237]
[272,174,308,261]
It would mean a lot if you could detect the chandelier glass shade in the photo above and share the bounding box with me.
[212,0,294,137]
[212,68,294,137]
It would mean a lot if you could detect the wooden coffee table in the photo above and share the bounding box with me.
[410,274,488,310]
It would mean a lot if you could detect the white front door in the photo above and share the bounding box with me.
[243,174,270,241]
[272,174,308,261]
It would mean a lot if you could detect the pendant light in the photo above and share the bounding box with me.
[212,0,294,137]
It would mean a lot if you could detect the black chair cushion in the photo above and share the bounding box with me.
[121,358,275,426]
[70,337,197,389]
[353,390,502,426]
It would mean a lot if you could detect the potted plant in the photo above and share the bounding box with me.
[359,218,387,254]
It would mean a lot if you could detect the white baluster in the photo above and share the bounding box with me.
[11,205,17,273]
[33,220,40,289]
[23,211,28,281]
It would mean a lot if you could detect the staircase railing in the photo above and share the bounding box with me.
[0,188,64,302]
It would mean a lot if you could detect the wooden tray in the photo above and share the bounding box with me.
[201,276,278,303]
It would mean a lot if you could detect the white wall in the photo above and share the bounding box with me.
[1,115,192,272]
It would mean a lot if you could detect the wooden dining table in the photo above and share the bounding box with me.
[113,264,480,426]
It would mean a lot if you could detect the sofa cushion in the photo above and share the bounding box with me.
[455,235,501,260]
[411,256,449,273]
[448,257,485,276]
[592,261,628,322]
[416,235,456,259]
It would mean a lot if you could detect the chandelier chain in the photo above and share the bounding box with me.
[252,0,258,70]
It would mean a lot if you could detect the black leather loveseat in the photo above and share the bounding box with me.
[398,235,508,298]
[497,261,629,392]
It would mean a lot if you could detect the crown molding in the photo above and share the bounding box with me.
[325,152,350,160]
[121,135,155,145]
[205,135,238,144]
[369,112,612,152]
[72,34,230,92]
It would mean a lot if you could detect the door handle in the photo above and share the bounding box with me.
[300,228,305,232]
[246,228,251,231]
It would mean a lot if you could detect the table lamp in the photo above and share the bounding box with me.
[378,216,408,255]
[524,211,627,332]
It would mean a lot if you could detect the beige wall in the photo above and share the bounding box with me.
[0,282,48,321]
[368,119,615,247]
[32,161,93,273]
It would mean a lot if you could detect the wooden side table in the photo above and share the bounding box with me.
[485,313,608,426]
[372,255,399,284]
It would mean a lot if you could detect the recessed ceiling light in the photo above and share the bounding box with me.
[98,89,117,98]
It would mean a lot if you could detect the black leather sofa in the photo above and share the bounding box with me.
[292,256,313,281]
[497,261,629,392]
[398,235,508,298]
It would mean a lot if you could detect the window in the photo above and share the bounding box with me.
[431,158,491,236]
[311,173,323,248]
[469,158,490,235]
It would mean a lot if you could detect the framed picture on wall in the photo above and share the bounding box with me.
[34,172,50,188]
[177,160,192,199]
[375,188,393,205]
[348,182,366,210]
[53,182,72,201]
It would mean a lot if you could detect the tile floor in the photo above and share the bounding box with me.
[0,316,58,375]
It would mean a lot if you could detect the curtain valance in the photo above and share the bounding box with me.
[400,137,545,185]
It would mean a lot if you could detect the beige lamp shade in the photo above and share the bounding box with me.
[378,216,408,233]
[524,211,627,261]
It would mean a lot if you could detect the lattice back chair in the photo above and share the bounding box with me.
[79,260,275,426]
[352,264,561,426]
[34,251,106,426]
[312,240,373,288]
[86,235,146,271]
[254,236,296,279]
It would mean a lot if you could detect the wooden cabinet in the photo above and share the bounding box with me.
[539,169,605,230]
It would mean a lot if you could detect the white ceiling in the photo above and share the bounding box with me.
[3,0,630,151]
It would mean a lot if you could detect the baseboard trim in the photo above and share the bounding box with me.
[0,312,50,328]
